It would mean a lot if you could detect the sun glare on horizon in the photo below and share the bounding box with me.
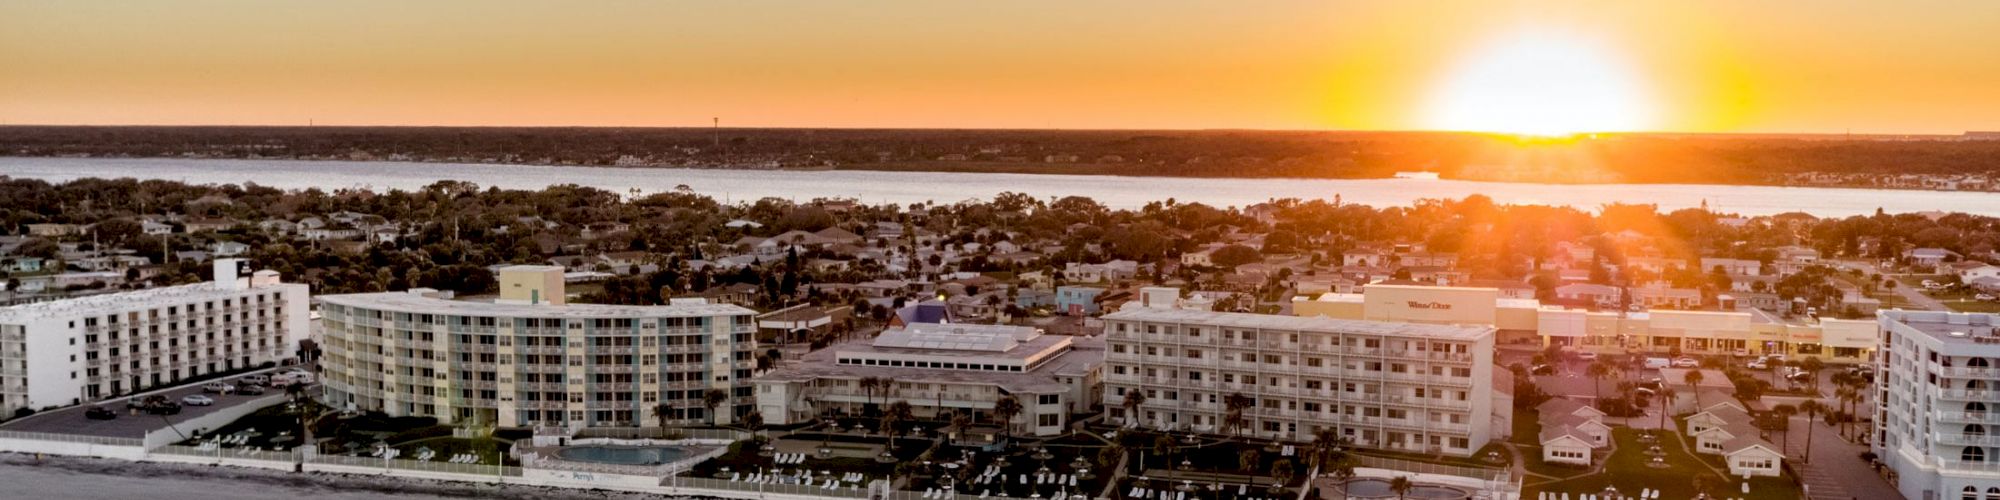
[1425,31,1654,136]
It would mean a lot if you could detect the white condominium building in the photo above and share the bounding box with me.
[1875,310,2000,500]
[316,265,758,429]
[752,322,1103,437]
[1105,295,1498,457]
[0,259,309,415]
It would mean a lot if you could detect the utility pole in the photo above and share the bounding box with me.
[713,117,720,148]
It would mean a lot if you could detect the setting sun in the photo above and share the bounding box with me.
[1424,31,1654,136]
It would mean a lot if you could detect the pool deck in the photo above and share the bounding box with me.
[518,442,724,476]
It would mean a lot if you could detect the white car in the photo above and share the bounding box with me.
[181,394,215,406]
[1977,294,1996,301]
[1671,357,1699,368]
[1575,351,1599,362]
[202,382,235,393]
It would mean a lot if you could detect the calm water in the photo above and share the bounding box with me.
[1,157,1995,217]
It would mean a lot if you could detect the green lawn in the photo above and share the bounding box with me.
[1511,407,1542,445]
[1524,428,1801,500]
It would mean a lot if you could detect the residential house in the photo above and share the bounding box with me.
[1630,285,1702,309]
[1055,286,1107,316]
[25,223,84,237]
[183,218,238,233]
[140,221,174,236]
[1722,439,1785,477]
[1554,283,1621,308]
[1905,247,1955,268]
[211,241,250,257]
[1540,426,1597,466]
[1701,258,1762,276]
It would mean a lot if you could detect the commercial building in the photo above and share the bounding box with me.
[1873,310,2000,500]
[316,265,759,429]
[1106,288,1498,457]
[0,259,309,415]
[1292,284,1876,364]
[751,322,1103,437]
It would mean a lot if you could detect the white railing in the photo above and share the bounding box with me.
[0,429,143,447]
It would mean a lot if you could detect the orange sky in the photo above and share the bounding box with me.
[2,1,1997,134]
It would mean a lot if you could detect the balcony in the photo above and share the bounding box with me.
[1936,410,2000,424]
[1940,367,2000,379]
[1427,351,1474,364]
[1936,433,2000,447]
[1938,388,2000,402]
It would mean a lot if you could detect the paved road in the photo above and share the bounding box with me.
[0,366,294,439]
[1831,259,1946,311]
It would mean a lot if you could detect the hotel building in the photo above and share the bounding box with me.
[1293,284,1877,364]
[1874,310,2000,500]
[0,259,309,415]
[1105,288,1498,456]
[752,322,1103,437]
[316,265,758,428]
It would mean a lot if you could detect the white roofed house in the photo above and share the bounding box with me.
[1540,424,1597,466]
[211,241,251,257]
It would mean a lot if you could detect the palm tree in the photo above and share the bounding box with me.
[1585,361,1612,403]
[1797,399,1827,462]
[702,388,729,426]
[1121,390,1148,426]
[1328,454,1359,497]
[1153,433,1177,469]
[993,396,1024,442]
[652,402,674,437]
[743,411,764,431]
[1271,458,1296,488]
[1097,444,1126,469]
[1771,403,1798,454]
[1389,475,1413,500]
[1834,384,1861,439]
[950,411,974,440]
[1224,392,1254,438]
[1683,370,1706,410]
[859,376,884,415]
[1767,358,1788,386]
[1657,387,1677,430]
[1307,428,1349,470]
[1237,448,1261,473]
[1797,357,1826,392]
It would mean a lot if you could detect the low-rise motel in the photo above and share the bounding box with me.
[1293,284,1877,364]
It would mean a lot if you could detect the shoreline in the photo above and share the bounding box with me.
[1,154,1988,195]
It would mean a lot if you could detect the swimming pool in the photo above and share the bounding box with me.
[555,445,692,466]
[1337,479,1473,499]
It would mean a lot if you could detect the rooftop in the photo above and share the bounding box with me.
[1103,307,1494,341]
[754,334,1105,394]
[0,280,293,322]
[1883,310,2000,345]
[319,291,754,318]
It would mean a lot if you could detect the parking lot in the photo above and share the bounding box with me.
[0,366,302,439]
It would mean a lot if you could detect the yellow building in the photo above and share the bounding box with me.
[1293,284,1874,364]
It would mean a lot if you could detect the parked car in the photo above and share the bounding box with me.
[181,394,215,406]
[1638,377,1664,391]
[1531,364,1556,375]
[1642,357,1671,369]
[85,406,118,420]
[1671,357,1698,368]
[1977,294,1996,301]
[1748,354,1788,370]
[202,382,235,393]
[236,384,267,395]
[1575,351,1600,362]
[240,374,270,386]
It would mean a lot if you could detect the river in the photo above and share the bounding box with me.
[1,157,1994,217]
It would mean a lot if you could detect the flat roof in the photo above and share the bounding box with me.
[1884,310,2000,345]
[0,281,292,323]
[319,291,754,318]
[754,335,1105,394]
[1104,307,1493,341]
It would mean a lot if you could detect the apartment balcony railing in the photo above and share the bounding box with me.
[1935,410,2000,425]
[1939,367,2000,379]
[1936,433,2000,447]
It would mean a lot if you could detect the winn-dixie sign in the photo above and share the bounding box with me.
[1406,301,1454,310]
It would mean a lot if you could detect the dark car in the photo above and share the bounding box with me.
[85,406,118,420]
[147,402,182,415]
[235,384,267,395]
[1531,364,1556,376]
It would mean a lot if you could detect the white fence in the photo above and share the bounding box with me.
[0,429,145,460]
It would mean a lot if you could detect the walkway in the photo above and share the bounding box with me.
[1780,415,1902,500]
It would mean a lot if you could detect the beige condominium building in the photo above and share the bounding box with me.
[1874,310,2000,500]
[316,265,758,429]
[1293,284,1877,364]
[0,259,309,415]
[752,322,1103,437]
[1106,288,1498,457]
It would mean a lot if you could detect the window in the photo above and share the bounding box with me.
[1037,394,1059,405]
[1038,414,1058,426]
